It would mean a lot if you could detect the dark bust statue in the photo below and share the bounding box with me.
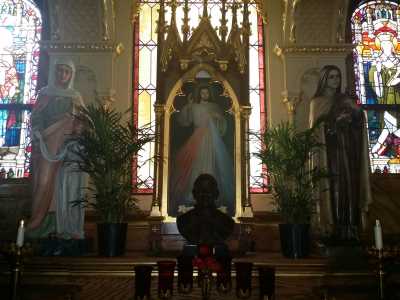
[176,174,234,245]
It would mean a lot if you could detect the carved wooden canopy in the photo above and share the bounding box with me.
[156,0,252,105]
[151,0,254,219]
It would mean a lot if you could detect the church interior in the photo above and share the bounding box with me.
[0,0,400,299]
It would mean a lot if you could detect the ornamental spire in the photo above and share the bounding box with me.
[202,0,208,19]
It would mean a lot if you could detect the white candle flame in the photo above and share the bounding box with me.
[374,219,383,250]
[16,219,25,248]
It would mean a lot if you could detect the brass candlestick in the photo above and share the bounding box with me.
[1,242,32,300]
[377,249,384,300]
[368,247,385,300]
[10,247,22,300]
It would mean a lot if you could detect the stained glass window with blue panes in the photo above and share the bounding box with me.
[134,0,266,191]
[0,0,41,178]
[352,0,400,173]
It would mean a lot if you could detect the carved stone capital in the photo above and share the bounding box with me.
[281,90,300,121]
[98,90,116,108]
[154,103,166,118]
[240,105,252,120]
[273,43,284,59]
[180,59,190,71]
[215,59,229,72]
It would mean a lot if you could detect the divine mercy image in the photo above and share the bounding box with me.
[168,80,235,217]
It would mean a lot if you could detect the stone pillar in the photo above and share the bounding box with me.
[240,105,253,218]
[147,103,165,253]
[149,103,165,217]
[237,216,254,254]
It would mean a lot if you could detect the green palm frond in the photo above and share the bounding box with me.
[253,121,327,224]
[70,101,155,223]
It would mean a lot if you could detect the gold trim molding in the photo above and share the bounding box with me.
[40,41,119,52]
[253,0,268,24]
[281,44,355,54]
[130,0,141,24]
[282,0,303,43]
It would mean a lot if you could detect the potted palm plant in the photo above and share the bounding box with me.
[253,121,326,258]
[72,101,154,256]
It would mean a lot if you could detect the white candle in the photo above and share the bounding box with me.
[16,219,24,248]
[374,219,383,250]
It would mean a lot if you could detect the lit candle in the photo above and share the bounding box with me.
[16,219,24,248]
[374,219,383,250]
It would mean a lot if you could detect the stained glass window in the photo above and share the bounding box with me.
[133,0,158,192]
[0,0,41,178]
[352,0,400,173]
[134,0,266,191]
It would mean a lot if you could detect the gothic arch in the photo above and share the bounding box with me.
[133,1,266,222]
[161,63,243,218]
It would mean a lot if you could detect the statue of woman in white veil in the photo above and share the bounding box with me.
[28,58,86,240]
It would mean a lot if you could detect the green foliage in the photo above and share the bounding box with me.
[71,102,154,223]
[253,121,326,224]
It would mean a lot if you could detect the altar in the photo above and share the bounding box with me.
[0,251,378,300]
[1,0,400,299]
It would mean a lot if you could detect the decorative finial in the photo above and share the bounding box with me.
[170,0,178,25]
[182,0,190,42]
[242,0,251,38]
[156,0,166,41]
[219,0,228,41]
[202,0,208,19]
[231,1,239,27]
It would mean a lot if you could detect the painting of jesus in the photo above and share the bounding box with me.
[168,80,235,217]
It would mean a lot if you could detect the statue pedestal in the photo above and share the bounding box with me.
[34,238,89,256]
[147,216,165,255]
[322,241,369,271]
[237,216,254,255]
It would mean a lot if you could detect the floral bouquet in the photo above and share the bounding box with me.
[192,244,229,299]
[193,244,222,273]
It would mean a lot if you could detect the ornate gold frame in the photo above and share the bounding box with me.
[159,64,244,221]
[149,0,255,221]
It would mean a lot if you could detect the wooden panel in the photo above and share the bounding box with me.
[252,224,281,252]
[0,253,381,300]
[368,174,400,236]
[84,221,151,253]
[0,179,31,240]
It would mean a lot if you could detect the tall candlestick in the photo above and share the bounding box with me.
[374,219,383,250]
[16,219,24,248]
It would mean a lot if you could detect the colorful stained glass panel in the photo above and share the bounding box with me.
[352,1,400,173]
[0,0,41,178]
[135,1,265,191]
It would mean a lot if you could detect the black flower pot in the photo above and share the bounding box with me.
[97,223,128,256]
[216,256,232,294]
[258,266,275,299]
[157,260,176,299]
[279,223,310,259]
[235,262,253,298]
[134,265,153,300]
[177,255,193,293]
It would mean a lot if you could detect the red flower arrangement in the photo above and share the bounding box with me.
[192,245,222,273]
